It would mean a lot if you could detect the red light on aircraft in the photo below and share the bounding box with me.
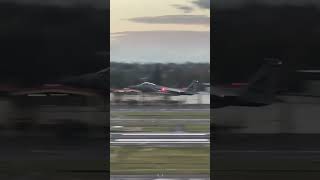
[160,87,167,92]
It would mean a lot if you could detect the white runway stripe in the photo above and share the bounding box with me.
[118,133,209,136]
[111,142,210,144]
[114,139,209,142]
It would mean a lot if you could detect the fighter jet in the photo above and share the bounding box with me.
[128,80,201,96]
[59,68,109,90]
[212,58,282,108]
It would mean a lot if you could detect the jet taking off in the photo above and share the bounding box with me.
[212,58,282,108]
[129,80,201,96]
[59,68,109,90]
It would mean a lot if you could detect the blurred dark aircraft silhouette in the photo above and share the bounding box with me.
[128,80,201,96]
[59,68,109,90]
[212,59,282,108]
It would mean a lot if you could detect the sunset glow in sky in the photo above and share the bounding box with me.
[110,0,210,63]
[111,0,209,33]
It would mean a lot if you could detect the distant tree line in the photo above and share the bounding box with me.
[110,62,210,88]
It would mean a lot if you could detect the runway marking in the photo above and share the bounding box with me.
[111,133,210,145]
[111,126,123,128]
[118,133,209,136]
[114,139,209,142]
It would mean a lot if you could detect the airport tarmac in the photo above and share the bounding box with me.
[110,105,210,145]
[111,117,209,132]
[111,118,209,123]
[110,105,320,179]
[110,132,210,146]
[110,105,210,113]
[110,105,210,177]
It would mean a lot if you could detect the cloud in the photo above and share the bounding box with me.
[192,0,210,9]
[111,31,210,63]
[127,15,209,25]
[172,4,194,13]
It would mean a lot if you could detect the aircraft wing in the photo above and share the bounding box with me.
[166,87,183,93]
[60,68,108,90]
[159,87,188,95]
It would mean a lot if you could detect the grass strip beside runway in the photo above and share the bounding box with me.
[110,146,210,175]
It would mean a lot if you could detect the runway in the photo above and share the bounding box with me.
[110,132,210,146]
[111,118,209,123]
[110,105,210,113]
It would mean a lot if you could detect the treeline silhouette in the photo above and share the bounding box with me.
[110,62,210,89]
[213,4,320,87]
[0,2,108,86]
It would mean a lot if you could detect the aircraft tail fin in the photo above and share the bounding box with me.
[185,80,201,93]
[239,58,282,104]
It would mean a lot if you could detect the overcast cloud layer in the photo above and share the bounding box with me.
[193,0,210,9]
[111,31,210,63]
[172,4,194,13]
[127,15,209,26]
[111,1,210,63]
[171,0,210,13]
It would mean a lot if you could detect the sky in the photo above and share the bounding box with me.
[110,0,210,63]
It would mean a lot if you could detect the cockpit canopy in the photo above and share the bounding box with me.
[140,82,157,86]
